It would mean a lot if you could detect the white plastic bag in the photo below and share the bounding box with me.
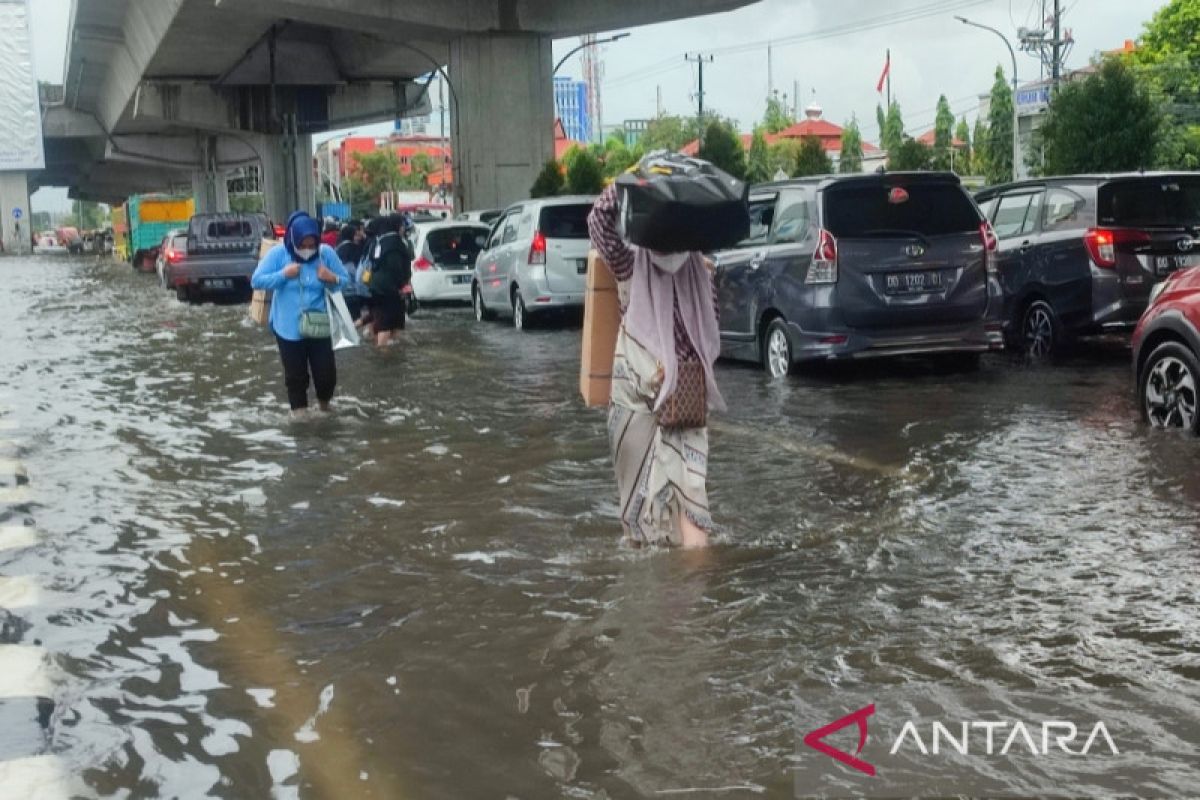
[326,290,361,351]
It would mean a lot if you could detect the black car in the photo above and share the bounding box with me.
[975,173,1200,358]
[715,172,1003,377]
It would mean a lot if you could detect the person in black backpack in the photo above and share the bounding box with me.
[335,222,367,322]
[368,215,412,346]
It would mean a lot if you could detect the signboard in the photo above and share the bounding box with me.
[0,0,45,171]
[12,207,22,220]
[1016,86,1051,112]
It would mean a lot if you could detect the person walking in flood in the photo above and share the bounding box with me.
[252,211,349,416]
[366,214,413,346]
[335,222,368,324]
[587,184,726,549]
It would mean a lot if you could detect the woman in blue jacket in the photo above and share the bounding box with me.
[252,212,349,415]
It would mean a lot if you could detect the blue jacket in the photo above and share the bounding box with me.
[252,243,348,341]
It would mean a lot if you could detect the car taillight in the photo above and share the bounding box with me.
[1083,228,1151,269]
[412,256,433,271]
[528,231,547,265]
[273,224,285,238]
[980,221,998,275]
[807,228,838,284]
[167,249,184,263]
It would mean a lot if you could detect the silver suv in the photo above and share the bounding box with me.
[472,196,597,330]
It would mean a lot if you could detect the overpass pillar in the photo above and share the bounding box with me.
[0,173,32,256]
[260,127,314,223]
[450,33,555,212]
[192,135,231,214]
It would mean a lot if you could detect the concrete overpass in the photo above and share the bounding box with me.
[38,0,757,220]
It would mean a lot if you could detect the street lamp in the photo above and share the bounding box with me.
[956,16,1020,182]
[553,33,631,76]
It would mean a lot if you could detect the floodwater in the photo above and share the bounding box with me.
[0,255,1197,799]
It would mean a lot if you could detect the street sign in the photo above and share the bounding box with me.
[11,207,22,220]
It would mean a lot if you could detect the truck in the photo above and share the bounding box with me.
[166,212,273,304]
[121,194,195,272]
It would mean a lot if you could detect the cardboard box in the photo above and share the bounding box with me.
[580,250,622,407]
[247,238,277,326]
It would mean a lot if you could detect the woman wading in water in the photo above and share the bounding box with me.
[588,184,726,549]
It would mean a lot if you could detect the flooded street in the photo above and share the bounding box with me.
[1,255,1198,798]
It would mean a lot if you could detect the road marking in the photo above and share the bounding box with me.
[0,645,52,699]
[0,576,39,611]
[0,527,37,554]
[0,755,75,800]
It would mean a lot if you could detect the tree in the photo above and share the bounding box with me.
[745,129,772,184]
[763,95,793,134]
[1131,0,1200,169]
[564,147,605,195]
[71,200,108,230]
[767,140,801,177]
[931,94,955,171]
[955,116,973,175]
[880,101,905,154]
[984,66,1015,184]
[791,135,833,177]
[876,104,887,146]
[602,134,638,178]
[349,150,404,210]
[530,159,565,198]
[971,117,989,175]
[839,117,864,173]
[1037,58,1159,175]
[698,119,746,179]
[641,115,691,152]
[888,138,932,171]
[410,153,436,185]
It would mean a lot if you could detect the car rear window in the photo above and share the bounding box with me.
[1098,178,1200,227]
[206,220,253,239]
[425,227,488,266]
[823,182,982,238]
[538,205,591,239]
[172,235,188,251]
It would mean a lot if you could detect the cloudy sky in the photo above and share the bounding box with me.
[29,0,1159,211]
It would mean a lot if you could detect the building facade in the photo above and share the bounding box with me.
[554,77,592,144]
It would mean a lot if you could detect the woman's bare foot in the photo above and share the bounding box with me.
[289,408,309,420]
[318,402,333,413]
[678,514,710,549]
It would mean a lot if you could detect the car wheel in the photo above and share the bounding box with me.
[1020,300,1059,360]
[513,289,529,331]
[473,285,494,322]
[1140,341,1200,434]
[175,286,190,303]
[405,294,419,316]
[763,318,793,378]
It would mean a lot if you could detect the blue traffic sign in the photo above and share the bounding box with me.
[11,208,22,220]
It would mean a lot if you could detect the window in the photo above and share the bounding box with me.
[1022,191,1043,235]
[425,226,488,267]
[823,182,981,238]
[206,220,252,239]
[737,195,778,247]
[538,204,592,239]
[1098,177,1200,227]
[487,215,509,249]
[1041,188,1083,232]
[771,191,813,245]
[501,215,519,245]
[992,193,1036,239]
[518,214,532,237]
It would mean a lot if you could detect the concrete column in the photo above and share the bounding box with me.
[450,33,555,212]
[191,171,231,214]
[260,130,314,223]
[0,173,32,256]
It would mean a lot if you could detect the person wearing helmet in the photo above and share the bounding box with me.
[587,181,726,550]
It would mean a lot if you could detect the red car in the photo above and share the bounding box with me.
[1133,265,1200,433]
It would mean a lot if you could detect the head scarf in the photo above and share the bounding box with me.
[338,223,357,243]
[284,212,322,262]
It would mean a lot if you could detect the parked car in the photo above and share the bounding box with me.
[1132,265,1200,433]
[155,229,189,290]
[714,173,1002,377]
[975,173,1200,359]
[408,221,490,308]
[456,209,502,226]
[168,213,271,303]
[472,196,597,330]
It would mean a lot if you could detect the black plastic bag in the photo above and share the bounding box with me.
[615,151,750,252]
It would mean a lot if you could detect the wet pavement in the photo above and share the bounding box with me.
[0,254,1197,798]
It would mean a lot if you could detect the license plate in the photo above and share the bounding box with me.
[885,270,944,294]
[576,260,588,275]
[1155,255,1200,276]
[203,278,233,290]
[451,274,471,285]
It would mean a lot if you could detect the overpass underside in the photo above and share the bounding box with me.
[49,0,756,217]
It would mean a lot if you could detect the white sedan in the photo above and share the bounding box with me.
[408,221,491,305]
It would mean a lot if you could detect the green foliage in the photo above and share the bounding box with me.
[876,104,887,145]
[1130,0,1200,169]
[972,117,988,175]
[762,95,794,134]
[602,135,639,178]
[71,201,108,230]
[31,211,52,232]
[698,119,747,179]
[888,138,932,171]
[881,101,905,154]
[839,117,864,173]
[984,66,1015,184]
[409,153,436,183]
[745,129,772,185]
[955,117,973,175]
[349,149,404,207]
[767,140,801,178]
[530,159,566,198]
[792,135,833,177]
[1037,58,1159,175]
[641,115,692,152]
[931,95,955,171]
[230,195,265,214]
[564,147,605,195]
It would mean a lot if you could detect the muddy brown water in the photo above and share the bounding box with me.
[0,256,1197,798]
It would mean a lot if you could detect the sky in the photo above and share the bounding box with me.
[29,0,1159,213]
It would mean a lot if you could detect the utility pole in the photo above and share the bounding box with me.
[1051,0,1062,89]
[767,41,773,100]
[656,85,663,117]
[685,52,714,124]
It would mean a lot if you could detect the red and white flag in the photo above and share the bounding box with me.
[876,53,890,94]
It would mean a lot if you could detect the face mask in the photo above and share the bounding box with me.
[651,251,689,274]
[295,247,317,261]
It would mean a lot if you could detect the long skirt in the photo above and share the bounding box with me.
[607,328,713,546]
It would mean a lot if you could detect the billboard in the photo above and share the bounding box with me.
[0,0,45,171]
